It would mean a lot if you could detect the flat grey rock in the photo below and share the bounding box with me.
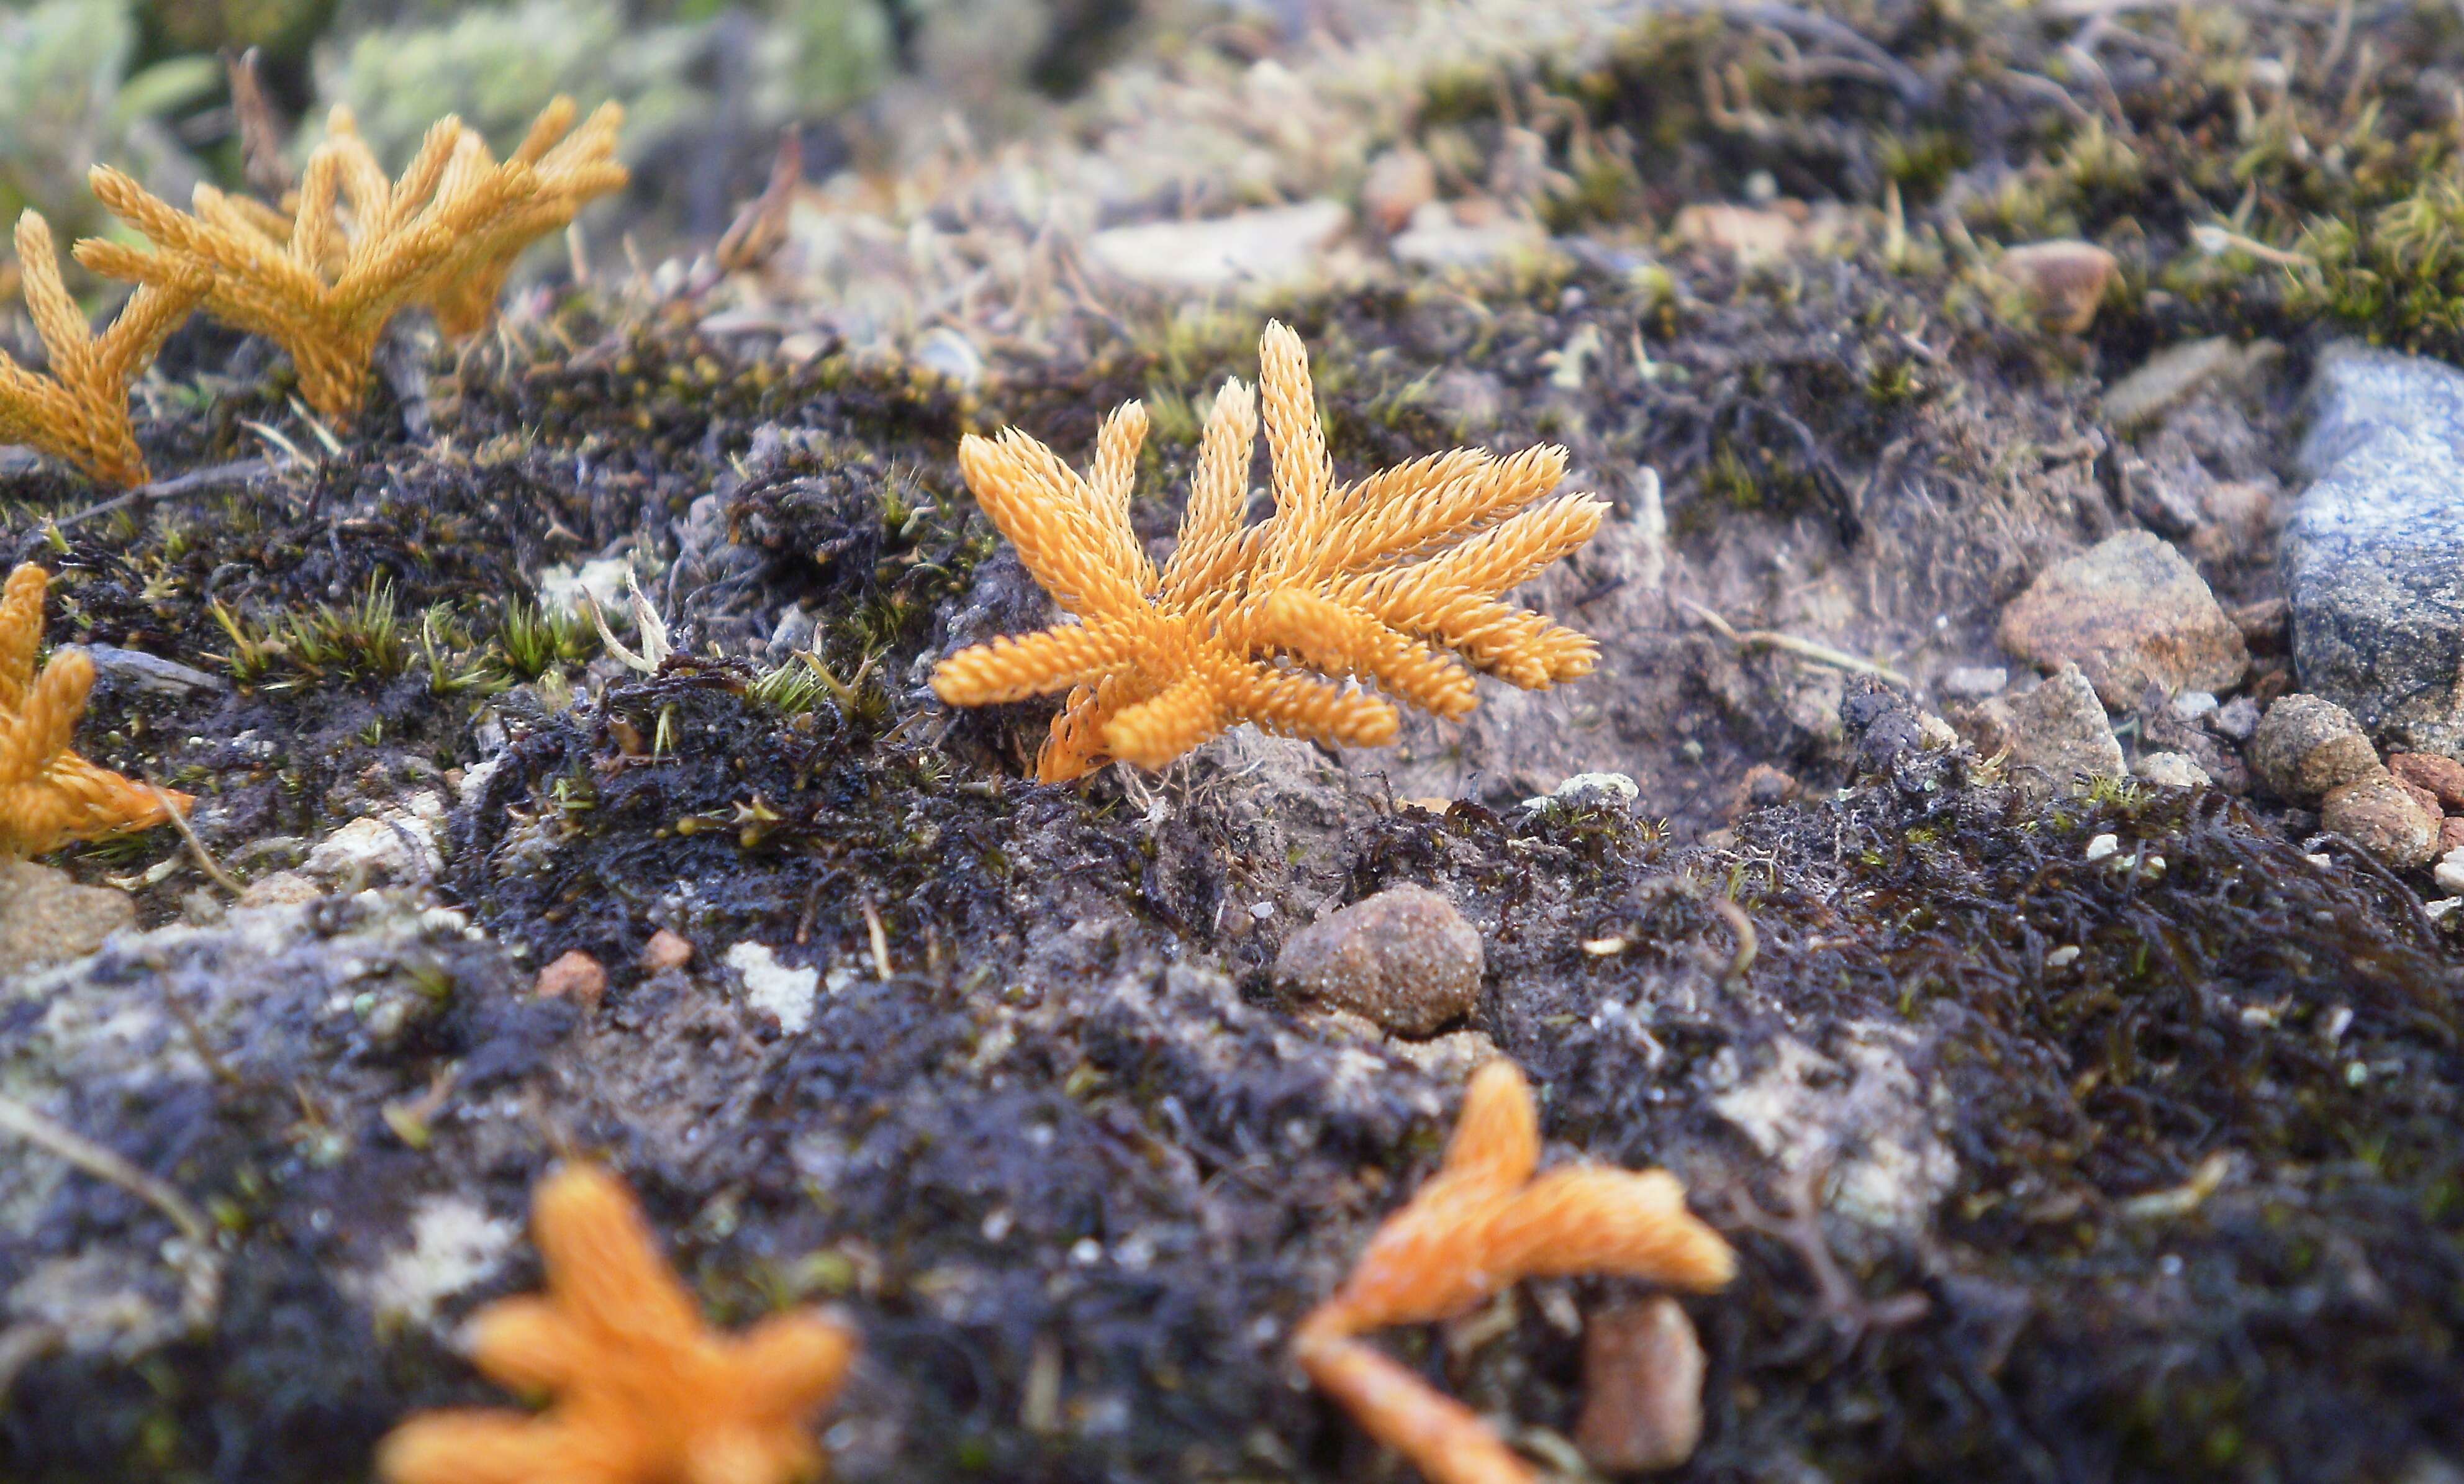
[2285,345,2464,758]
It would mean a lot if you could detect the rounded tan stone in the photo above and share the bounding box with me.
[1273,885,1483,1036]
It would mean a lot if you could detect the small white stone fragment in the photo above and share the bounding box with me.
[726,941,819,1033]
[2435,847,2464,896]
[360,1197,520,1326]
[1939,665,2008,701]
[1526,772,1640,809]
[2083,833,2119,862]
[2046,945,2081,968]
[302,809,443,885]
[536,558,636,622]
[455,755,503,803]
[2134,752,2213,789]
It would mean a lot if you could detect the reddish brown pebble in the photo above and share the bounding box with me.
[2389,753,2464,810]
[535,950,607,1010]
[641,928,693,973]
[1575,1297,1708,1472]
[2321,772,2441,868]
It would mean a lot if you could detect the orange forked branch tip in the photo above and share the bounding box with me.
[1293,1061,1734,1484]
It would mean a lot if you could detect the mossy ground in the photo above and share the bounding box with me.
[7,2,2464,1482]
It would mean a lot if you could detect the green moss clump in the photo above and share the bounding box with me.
[2290,174,2464,348]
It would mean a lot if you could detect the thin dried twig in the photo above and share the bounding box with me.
[1675,596,1912,688]
[0,1092,221,1331]
[48,457,274,532]
[716,130,804,276]
[146,779,243,895]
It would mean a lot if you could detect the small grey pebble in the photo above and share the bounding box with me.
[2209,695,2263,742]
[2170,690,2220,723]
[1939,665,2009,702]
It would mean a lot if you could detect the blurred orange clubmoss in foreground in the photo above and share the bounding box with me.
[378,1163,858,1484]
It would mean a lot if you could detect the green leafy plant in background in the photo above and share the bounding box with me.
[312,0,895,179]
[0,0,222,240]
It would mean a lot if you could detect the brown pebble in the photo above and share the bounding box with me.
[1575,1297,1707,1472]
[1998,239,2119,335]
[1672,202,1801,267]
[2321,772,2441,869]
[535,950,607,1010]
[2442,817,2464,854]
[1728,763,1801,821]
[2227,598,2291,654]
[1361,147,1437,234]
[2248,694,2380,802]
[1273,884,1484,1037]
[235,869,326,909]
[1995,532,2247,708]
[0,859,135,969]
[641,928,694,973]
[2247,664,2294,705]
[2389,753,2464,811]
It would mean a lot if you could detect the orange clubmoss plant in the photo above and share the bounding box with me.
[419,97,628,338]
[1,564,192,856]
[1292,1061,1736,1484]
[78,103,601,420]
[0,211,208,488]
[931,322,1608,781]
[377,1162,859,1484]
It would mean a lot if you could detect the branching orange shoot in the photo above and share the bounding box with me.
[932,322,1608,780]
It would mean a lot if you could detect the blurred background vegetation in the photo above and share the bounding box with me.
[0,0,1149,250]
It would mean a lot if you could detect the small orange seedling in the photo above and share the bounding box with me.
[1293,1061,1734,1484]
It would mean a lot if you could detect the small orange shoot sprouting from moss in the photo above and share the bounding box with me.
[1292,1060,1735,1484]
[1,564,192,857]
[0,211,207,488]
[931,322,1608,781]
[376,1161,859,1484]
